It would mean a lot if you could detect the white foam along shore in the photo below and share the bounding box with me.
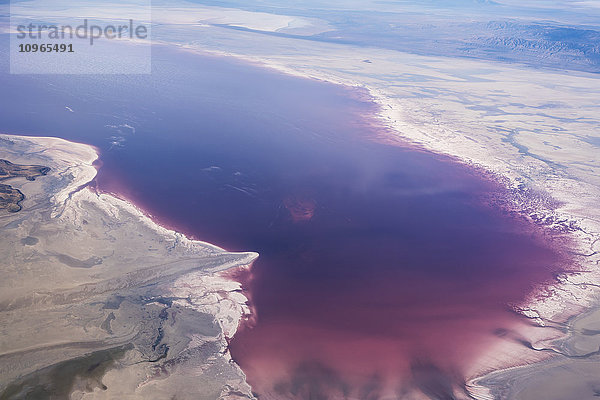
[0,133,258,385]
[166,44,600,397]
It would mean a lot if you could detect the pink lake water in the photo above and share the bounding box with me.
[0,45,571,398]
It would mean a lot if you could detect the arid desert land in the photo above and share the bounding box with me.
[0,134,257,399]
[1,1,600,398]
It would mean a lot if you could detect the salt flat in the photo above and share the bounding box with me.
[1,0,599,397]
[0,134,257,399]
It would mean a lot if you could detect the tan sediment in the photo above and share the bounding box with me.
[0,133,258,399]
[4,19,599,395]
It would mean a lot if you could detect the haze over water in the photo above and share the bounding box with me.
[0,45,568,398]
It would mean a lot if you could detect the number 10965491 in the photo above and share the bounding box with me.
[18,43,74,53]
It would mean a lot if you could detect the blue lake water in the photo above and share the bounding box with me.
[0,43,569,398]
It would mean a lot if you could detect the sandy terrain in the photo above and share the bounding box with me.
[0,134,257,399]
[2,0,599,396]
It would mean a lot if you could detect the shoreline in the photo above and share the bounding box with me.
[2,44,597,397]
[167,43,599,397]
[0,133,258,399]
[1,133,243,255]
